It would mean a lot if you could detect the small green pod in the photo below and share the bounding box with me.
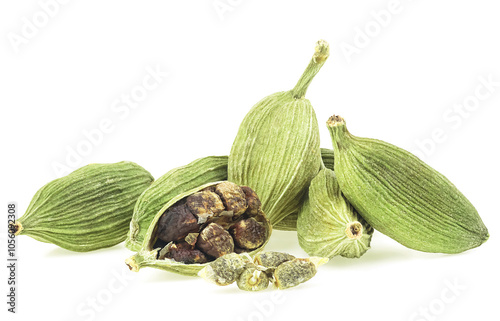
[126,156,228,252]
[14,162,154,252]
[327,115,489,254]
[297,168,373,259]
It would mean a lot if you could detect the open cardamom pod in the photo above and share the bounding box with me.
[125,181,271,276]
[126,156,228,252]
[297,168,373,258]
[327,115,489,254]
[13,162,153,252]
[228,40,330,226]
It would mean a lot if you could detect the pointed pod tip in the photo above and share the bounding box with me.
[326,115,345,128]
[11,221,23,236]
[314,40,330,63]
[125,256,140,272]
[309,256,329,267]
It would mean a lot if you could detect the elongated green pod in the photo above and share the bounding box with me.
[126,156,228,252]
[228,40,329,226]
[297,168,373,258]
[327,115,489,254]
[14,162,153,252]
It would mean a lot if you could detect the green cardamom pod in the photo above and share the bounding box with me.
[327,115,489,253]
[297,168,373,258]
[13,162,153,252]
[228,40,329,226]
[126,156,228,252]
[125,181,272,276]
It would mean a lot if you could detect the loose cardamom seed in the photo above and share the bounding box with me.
[327,115,489,253]
[273,257,328,290]
[254,252,296,269]
[14,162,153,252]
[237,263,269,292]
[228,40,330,226]
[198,253,247,286]
[297,168,373,259]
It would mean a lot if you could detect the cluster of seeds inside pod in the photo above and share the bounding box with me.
[153,182,269,264]
[198,251,328,291]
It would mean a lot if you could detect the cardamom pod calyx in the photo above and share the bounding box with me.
[297,168,373,259]
[228,40,330,226]
[13,162,153,252]
[125,181,271,276]
[327,115,489,254]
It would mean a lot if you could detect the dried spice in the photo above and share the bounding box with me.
[297,168,373,259]
[126,182,271,276]
[198,252,327,291]
[229,218,267,250]
[156,202,199,243]
[254,252,295,269]
[14,162,153,252]
[186,191,225,224]
[327,115,489,253]
[126,156,228,252]
[237,263,269,291]
[240,186,261,216]
[215,181,248,217]
[228,40,330,226]
[273,257,328,290]
[164,242,208,264]
[196,223,234,258]
[198,253,247,286]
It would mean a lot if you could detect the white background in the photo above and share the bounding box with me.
[1,1,499,321]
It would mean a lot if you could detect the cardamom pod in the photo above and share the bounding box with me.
[228,40,329,226]
[125,181,271,276]
[126,156,228,252]
[327,115,489,253]
[297,168,373,258]
[13,162,153,252]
